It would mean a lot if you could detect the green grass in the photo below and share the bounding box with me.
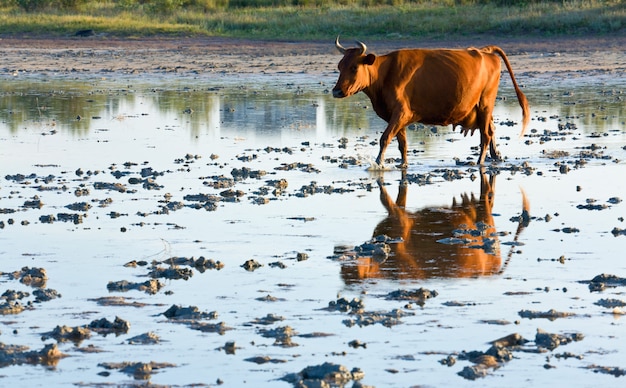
[0,0,622,40]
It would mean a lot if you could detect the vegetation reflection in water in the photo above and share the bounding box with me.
[1,77,623,143]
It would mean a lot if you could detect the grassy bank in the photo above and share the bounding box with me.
[0,0,622,40]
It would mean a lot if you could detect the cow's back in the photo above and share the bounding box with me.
[379,48,502,126]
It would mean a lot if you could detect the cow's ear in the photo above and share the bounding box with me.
[364,54,376,66]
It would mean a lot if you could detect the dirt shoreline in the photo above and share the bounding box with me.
[1,34,624,77]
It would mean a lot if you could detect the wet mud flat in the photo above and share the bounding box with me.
[1,42,626,387]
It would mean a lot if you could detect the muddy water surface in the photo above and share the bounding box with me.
[1,72,625,387]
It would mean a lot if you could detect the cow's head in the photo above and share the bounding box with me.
[332,37,376,98]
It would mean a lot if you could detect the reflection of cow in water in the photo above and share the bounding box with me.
[341,171,527,283]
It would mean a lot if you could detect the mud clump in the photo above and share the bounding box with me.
[535,328,583,351]
[98,361,176,380]
[0,343,66,368]
[162,304,218,320]
[326,297,365,313]
[259,326,298,347]
[583,273,626,292]
[88,316,131,334]
[149,266,194,280]
[0,302,26,315]
[343,309,414,328]
[453,329,582,380]
[107,279,164,295]
[586,365,626,377]
[518,308,575,320]
[9,267,48,288]
[33,288,61,302]
[385,288,439,306]
[126,332,160,345]
[282,362,365,387]
[43,325,92,343]
[249,313,285,325]
[156,256,224,272]
[241,259,263,271]
[43,316,130,343]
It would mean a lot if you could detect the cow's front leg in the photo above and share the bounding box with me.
[396,128,408,169]
[376,125,394,167]
[376,116,409,168]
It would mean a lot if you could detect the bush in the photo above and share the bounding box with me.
[15,0,87,11]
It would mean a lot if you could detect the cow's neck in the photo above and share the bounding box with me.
[362,56,393,122]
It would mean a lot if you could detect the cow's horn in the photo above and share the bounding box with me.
[335,36,347,54]
[356,40,367,55]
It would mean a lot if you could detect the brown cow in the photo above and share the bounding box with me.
[332,37,529,167]
[340,171,529,283]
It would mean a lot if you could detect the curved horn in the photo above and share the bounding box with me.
[356,40,367,55]
[335,36,347,54]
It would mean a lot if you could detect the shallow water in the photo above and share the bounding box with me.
[1,71,625,387]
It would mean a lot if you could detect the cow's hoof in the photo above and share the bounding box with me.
[396,162,408,170]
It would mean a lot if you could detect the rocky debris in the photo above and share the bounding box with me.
[126,332,160,345]
[93,181,129,193]
[188,321,232,335]
[1,290,30,301]
[107,279,164,295]
[586,364,626,377]
[255,294,286,302]
[535,328,583,351]
[353,235,396,260]
[385,288,438,306]
[248,313,285,325]
[162,304,218,320]
[151,256,224,272]
[282,362,365,387]
[454,329,582,380]
[9,267,48,288]
[349,339,367,349]
[241,259,263,271]
[584,273,626,292]
[88,316,131,334]
[326,297,365,314]
[43,325,91,343]
[0,343,66,368]
[56,212,84,224]
[245,355,287,364]
[518,309,575,320]
[0,302,26,315]
[89,296,148,308]
[98,361,176,380]
[259,326,298,347]
[148,266,194,280]
[22,197,44,209]
[65,201,91,211]
[32,288,61,302]
[612,227,626,237]
[161,305,230,333]
[217,341,238,354]
[594,298,626,308]
[231,167,266,181]
[343,309,414,328]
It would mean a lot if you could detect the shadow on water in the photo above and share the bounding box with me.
[340,170,529,283]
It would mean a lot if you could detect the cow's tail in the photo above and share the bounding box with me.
[486,46,530,138]
[498,187,530,275]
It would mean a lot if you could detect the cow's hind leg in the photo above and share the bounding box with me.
[488,121,502,162]
[477,115,499,165]
[396,128,409,169]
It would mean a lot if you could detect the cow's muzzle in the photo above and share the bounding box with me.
[332,88,345,98]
